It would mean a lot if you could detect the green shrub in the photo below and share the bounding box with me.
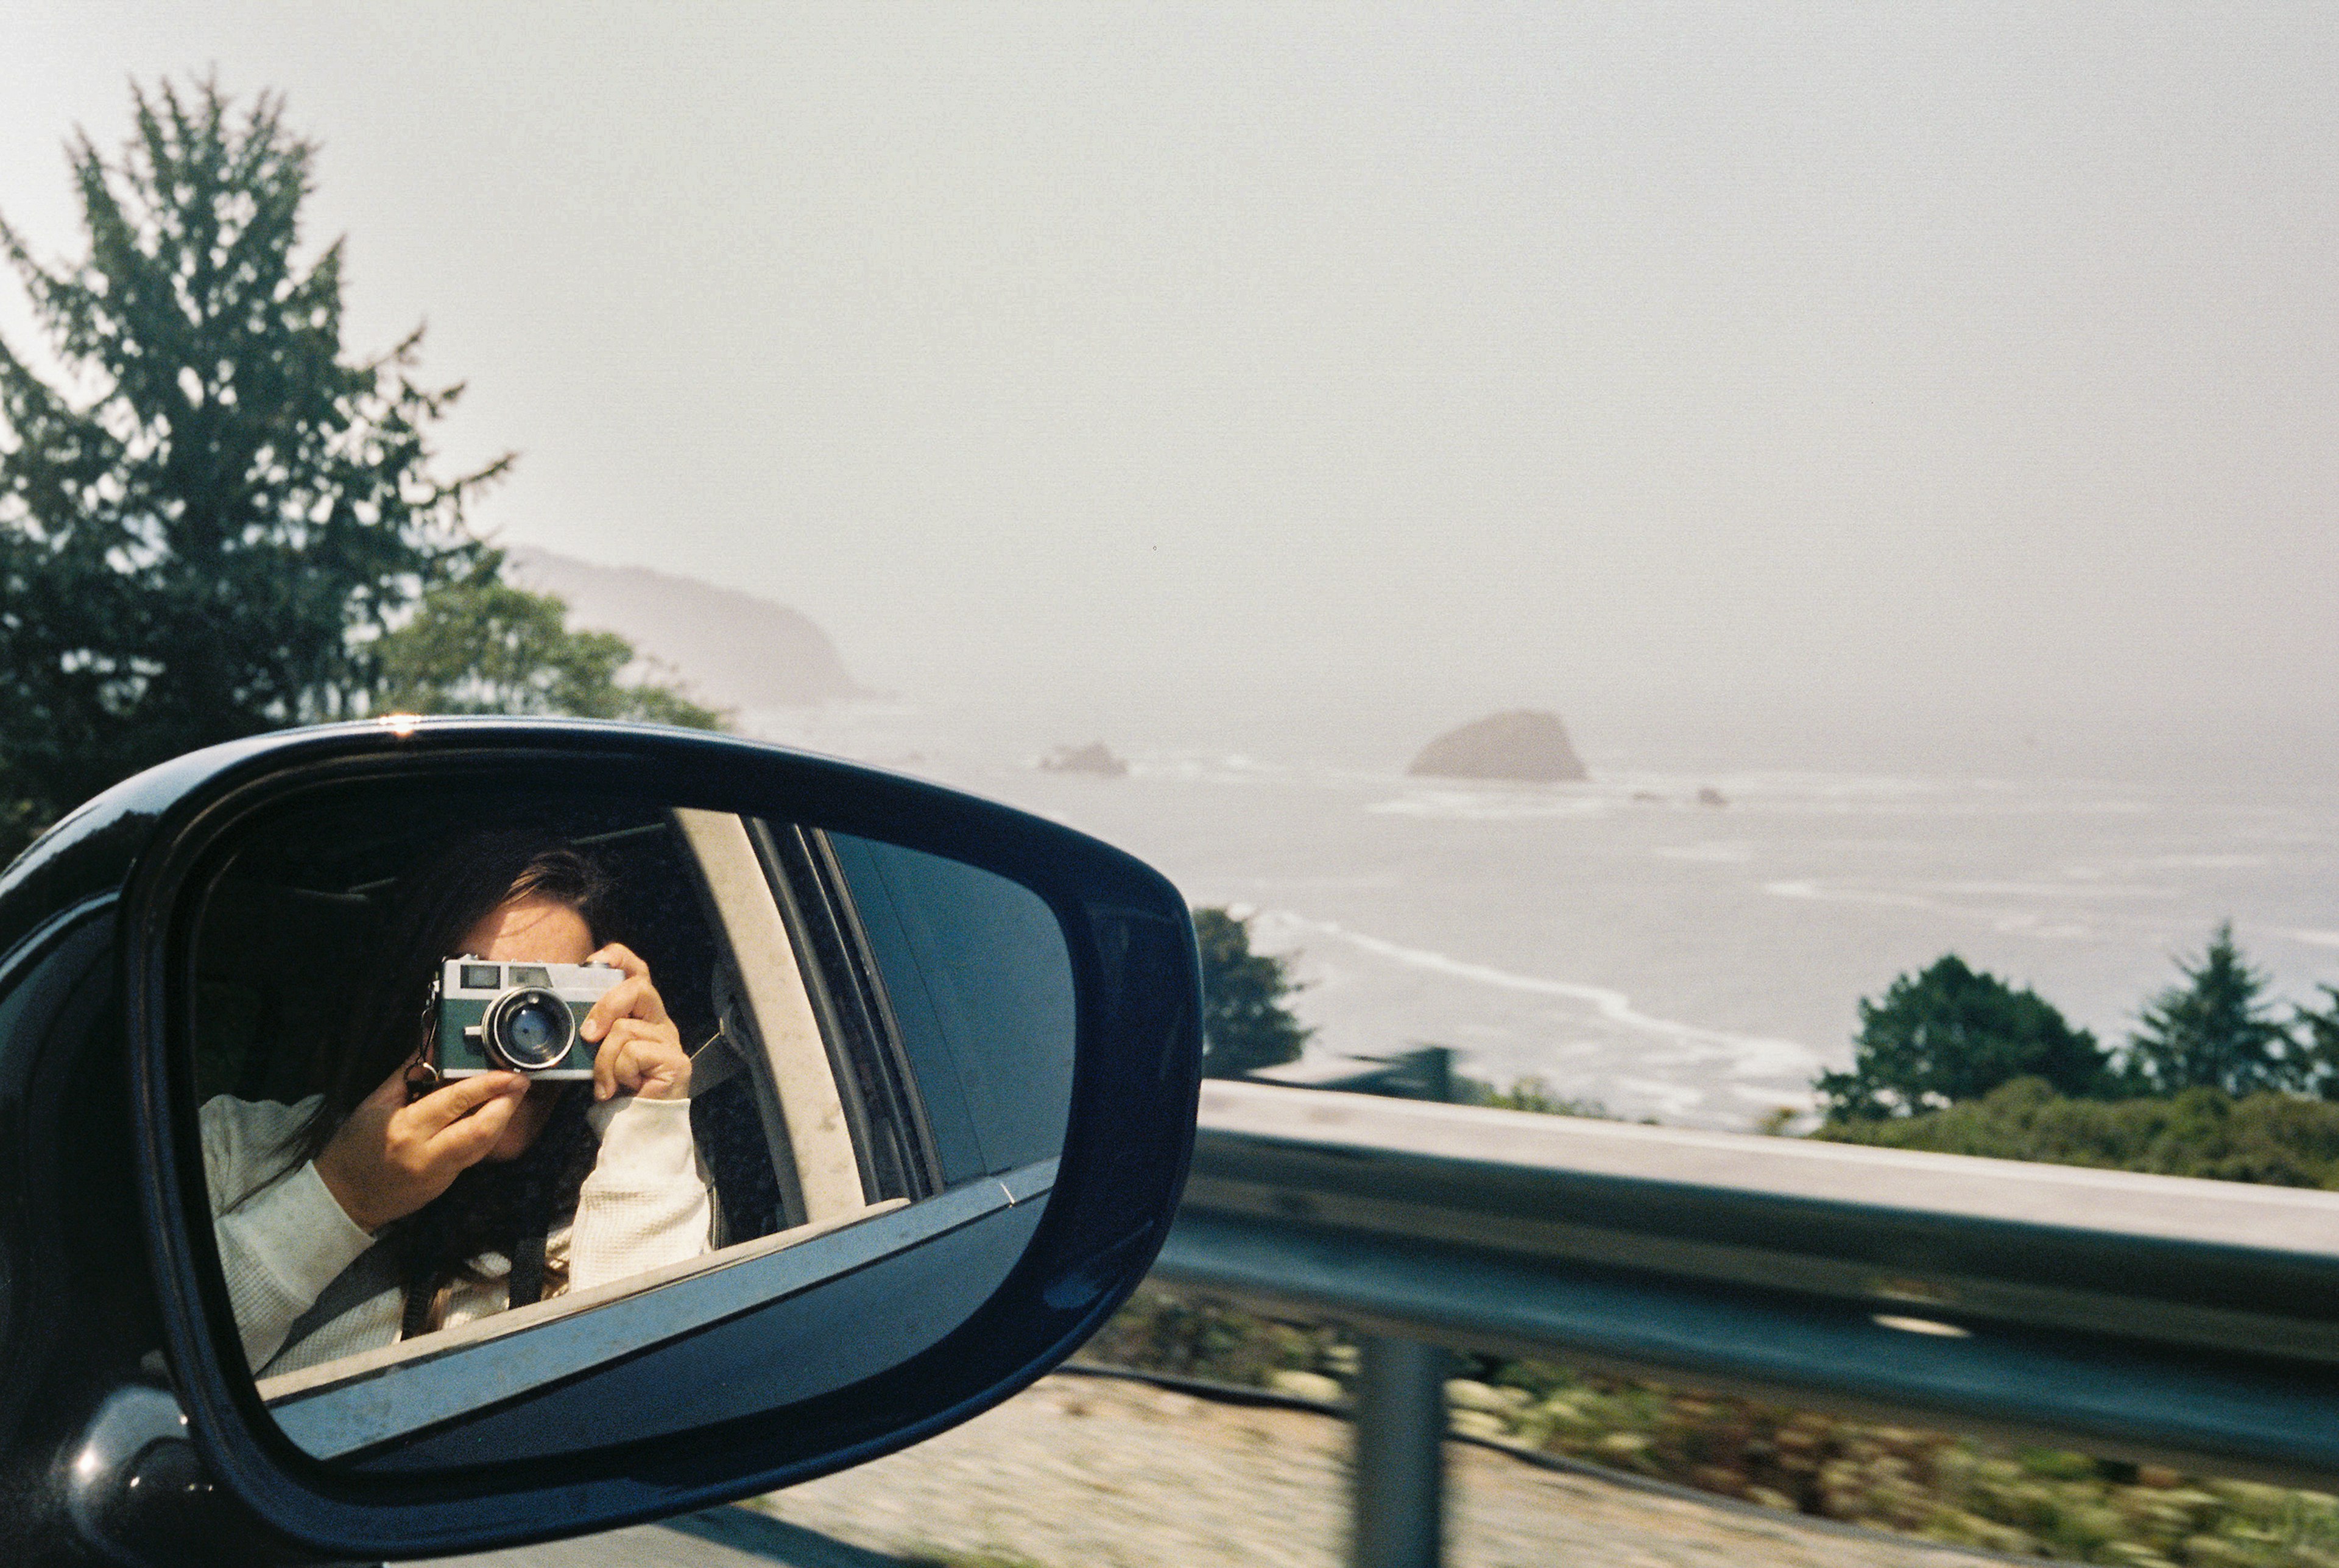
[1810,1078,2339,1189]
[1192,907,1311,1079]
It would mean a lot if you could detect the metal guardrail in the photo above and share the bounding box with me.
[1149,1081,2339,1568]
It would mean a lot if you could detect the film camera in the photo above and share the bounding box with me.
[434,958,623,1078]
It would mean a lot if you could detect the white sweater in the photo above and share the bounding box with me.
[202,1092,714,1378]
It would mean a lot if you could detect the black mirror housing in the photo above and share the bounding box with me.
[0,719,1201,1564]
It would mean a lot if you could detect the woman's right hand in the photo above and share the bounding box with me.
[313,1067,530,1234]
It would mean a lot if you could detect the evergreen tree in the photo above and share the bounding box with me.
[2298,986,2339,1102]
[0,79,499,859]
[2120,923,2296,1097]
[1815,954,2108,1121]
[374,553,722,729]
[1193,906,1311,1079]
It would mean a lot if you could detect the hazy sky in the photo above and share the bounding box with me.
[4,5,2335,775]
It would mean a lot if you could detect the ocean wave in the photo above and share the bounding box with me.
[1269,915,1819,1081]
[1651,842,1755,863]
[1761,879,2109,939]
[1366,791,1611,821]
[1923,879,2172,900]
[1126,751,1299,785]
[1763,874,2167,906]
[1764,879,1935,910]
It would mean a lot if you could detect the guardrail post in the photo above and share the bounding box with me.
[1352,1334,1447,1568]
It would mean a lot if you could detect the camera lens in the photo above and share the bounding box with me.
[484,988,574,1071]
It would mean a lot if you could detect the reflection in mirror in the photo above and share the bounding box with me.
[185,785,1073,1460]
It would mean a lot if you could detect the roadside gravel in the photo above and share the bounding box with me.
[738,1371,2009,1568]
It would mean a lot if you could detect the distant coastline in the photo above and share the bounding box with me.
[506,546,870,711]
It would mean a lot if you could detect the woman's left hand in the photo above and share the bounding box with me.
[580,943,691,1102]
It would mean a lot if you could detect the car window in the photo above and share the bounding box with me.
[822,831,1075,1184]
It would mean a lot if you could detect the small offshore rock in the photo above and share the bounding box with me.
[1697,786,1727,807]
[1039,742,1129,777]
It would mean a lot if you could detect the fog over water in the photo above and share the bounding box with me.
[5,7,2337,1115]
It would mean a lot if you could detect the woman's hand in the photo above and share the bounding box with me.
[314,1068,529,1233]
[580,942,691,1102]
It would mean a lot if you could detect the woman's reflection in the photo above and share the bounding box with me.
[202,832,714,1377]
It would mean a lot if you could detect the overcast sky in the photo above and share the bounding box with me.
[4,5,2334,776]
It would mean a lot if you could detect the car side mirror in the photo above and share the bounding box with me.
[0,720,1199,1564]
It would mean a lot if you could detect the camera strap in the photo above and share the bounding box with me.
[508,1226,549,1309]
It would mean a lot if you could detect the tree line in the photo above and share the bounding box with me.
[1,77,718,868]
[1808,927,2339,1186]
[1816,925,2339,1116]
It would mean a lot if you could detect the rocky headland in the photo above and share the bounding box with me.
[505,547,868,711]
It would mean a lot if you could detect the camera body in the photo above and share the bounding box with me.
[434,957,623,1079]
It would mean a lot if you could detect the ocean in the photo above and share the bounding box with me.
[744,705,2339,1130]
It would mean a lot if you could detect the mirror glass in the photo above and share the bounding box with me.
[183,781,1073,1464]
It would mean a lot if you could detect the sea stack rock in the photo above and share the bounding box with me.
[1408,711,1588,783]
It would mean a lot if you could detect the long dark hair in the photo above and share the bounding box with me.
[295,831,612,1335]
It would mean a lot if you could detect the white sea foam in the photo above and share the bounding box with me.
[1129,751,1298,785]
[1367,790,1610,821]
[1272,914,1821,1081]
[1610,1077,1712,1122]
[1763,878,2134,932]
[1764,879,1930,909]
[1651,842,1755,863]
[1923,880,2171,900]
[1673,771,2154,818]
